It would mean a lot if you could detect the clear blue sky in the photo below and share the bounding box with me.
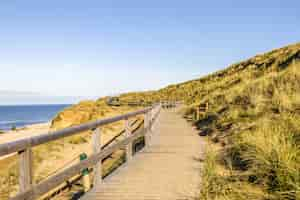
[0,0,299,104]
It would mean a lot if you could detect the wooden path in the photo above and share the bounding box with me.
[82,109,205,200]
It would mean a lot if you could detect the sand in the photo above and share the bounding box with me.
[0,123,51,145]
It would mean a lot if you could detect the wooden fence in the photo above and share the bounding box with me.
[0,104,162,200]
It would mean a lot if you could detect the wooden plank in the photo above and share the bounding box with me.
[0,107,152,157]
[101,119,139,150]
[10,128,146,200]
[125,119,132,161]
[144,111,151,147]
[18,148,33,193]
[92,128,102,186]
[152,105,161,134]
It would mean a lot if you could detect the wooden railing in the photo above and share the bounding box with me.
[0,103,162,200]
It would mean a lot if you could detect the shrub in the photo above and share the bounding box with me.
[11,125,17,131]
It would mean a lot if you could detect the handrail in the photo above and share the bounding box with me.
[10,127,148,200]
[101,118,141,150]
[2,103,165,200]
[0,107,151,157]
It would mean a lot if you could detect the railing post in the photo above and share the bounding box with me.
[153,106,158,134]
[158,104,161,134]
[150,107,155,133]
[125,118,132,161]
[19,148,33,193]
[80,153,91,192]
[92,127,102,186]
[144,111,150,147]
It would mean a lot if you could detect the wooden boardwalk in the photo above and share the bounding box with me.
[82,109,205,200]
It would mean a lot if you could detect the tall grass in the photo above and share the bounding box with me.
[200,143,268,200]
[233,117,300,199]
[196,49,300,200]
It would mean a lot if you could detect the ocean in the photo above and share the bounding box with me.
[0,104,71,131]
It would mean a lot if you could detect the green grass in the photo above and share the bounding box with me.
[194,47,300,200]
[231,116,300,199]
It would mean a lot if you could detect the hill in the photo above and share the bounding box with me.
[122,42,300,200]
[51,42,300,200]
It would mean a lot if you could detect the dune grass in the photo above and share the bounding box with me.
[195,58,300,199]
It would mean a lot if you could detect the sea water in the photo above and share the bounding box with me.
[0,104,70,130]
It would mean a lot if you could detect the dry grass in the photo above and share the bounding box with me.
[194,51,300,199]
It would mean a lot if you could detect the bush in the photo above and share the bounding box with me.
[11,125,17,131]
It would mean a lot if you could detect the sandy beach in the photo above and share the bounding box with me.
[0,123,51,162]
[0,122,51,145]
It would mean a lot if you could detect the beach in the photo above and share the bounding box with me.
[0,122,51,145]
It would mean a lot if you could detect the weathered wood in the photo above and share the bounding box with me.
[125,118,132,161]
[152,105,161,134]
[92,128,102,186]
[18,148,33,193]
[199,102,209,112]
[0,107,151,157]
[101,119,139,150]
[144,112,151,147]
[80,153,91,192]
[37,120,144,200]
[10,128,146,200]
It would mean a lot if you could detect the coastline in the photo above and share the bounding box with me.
[0,122,50,145]
[0,122,50,161]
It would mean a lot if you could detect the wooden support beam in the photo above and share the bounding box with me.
[18,148,33,193]
[150,108,155,133]
[92,128,102,186]
[79,153,91,192]
[144,112,150,147]
[125,119,132,161]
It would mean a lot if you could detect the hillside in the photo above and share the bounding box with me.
[118,42,300,104]
[119,42,300,200]
[128,42,300,200]
[163,42,300,200]
[51,42,300,200]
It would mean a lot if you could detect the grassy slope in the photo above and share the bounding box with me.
[118,42,300,199]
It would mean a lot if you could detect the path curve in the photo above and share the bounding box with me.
[82,109,205,200]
